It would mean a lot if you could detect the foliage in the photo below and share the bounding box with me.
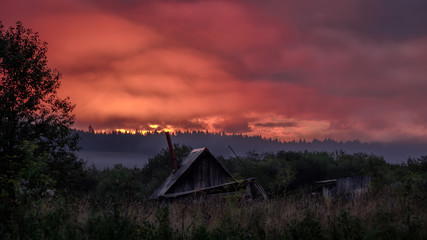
[329,210,364,240]
[4,141,55,200]
[85,206,140,240]
[403,156,427,193]
[222,150,392,196]
[140,207,174,240]
[0,141,56,236]
[285,212,325,240]
[2,189,425,239]
[90,164,145,204]
[75,144,192,209]
[0,22,85,237]
[85,147,422,201]
[0,21,84,193]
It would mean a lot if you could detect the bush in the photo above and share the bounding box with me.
[140,207,174,240]
[329,211,364,240]
[85,206,140,240]
[285,212,325,240]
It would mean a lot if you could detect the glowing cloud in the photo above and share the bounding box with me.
[1,0,427,142]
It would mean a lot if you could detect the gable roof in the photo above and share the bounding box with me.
[149,147,234,199]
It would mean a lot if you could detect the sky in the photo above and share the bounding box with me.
[1,0,427,143]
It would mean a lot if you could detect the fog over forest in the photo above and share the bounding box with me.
[77,131,426,169]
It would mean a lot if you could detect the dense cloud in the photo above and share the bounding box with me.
[1,0,426,142]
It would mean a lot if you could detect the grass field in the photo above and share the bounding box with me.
[2,148,426,239]
[3,187,425,240]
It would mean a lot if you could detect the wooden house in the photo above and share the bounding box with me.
[150,147,268,200]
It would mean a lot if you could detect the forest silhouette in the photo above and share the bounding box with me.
[77,130,426,165]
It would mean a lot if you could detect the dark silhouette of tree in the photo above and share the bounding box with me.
[88,124,95,133]
[0,22,84,192]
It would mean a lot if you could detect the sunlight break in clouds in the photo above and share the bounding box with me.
[1,0,427,142]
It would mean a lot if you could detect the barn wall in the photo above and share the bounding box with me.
[336,175,371,194]
[166,152,231,194]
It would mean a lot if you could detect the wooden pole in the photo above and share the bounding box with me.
[165,132,178,171]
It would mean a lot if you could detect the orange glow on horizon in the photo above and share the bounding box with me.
[92,126,178,136]
[115,129,136,134]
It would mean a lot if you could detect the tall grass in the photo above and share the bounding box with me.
[2,189,425,239]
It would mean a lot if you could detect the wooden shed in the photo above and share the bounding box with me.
[150,147,268,200]
[313,175,371,198]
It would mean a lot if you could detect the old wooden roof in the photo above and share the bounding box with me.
[149,147,235,199]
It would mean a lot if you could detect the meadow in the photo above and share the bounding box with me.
[1,146,426,239]
[3,185,425,239]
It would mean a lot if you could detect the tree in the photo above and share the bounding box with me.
[88,124,95,133]
[0,22,84,192]
[140,144,192,197]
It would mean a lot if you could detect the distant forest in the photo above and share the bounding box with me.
[77,130,426,164]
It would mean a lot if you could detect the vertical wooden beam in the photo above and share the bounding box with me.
[165,132,178,172]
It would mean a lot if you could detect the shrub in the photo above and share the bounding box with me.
[285,212,325,240]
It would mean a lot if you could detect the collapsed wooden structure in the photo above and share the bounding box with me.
[150,146,268,200]
[313,175,371,198]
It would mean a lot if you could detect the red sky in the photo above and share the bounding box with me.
[2,0,427,142]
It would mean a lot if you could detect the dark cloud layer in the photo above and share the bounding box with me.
[1,0,426,142]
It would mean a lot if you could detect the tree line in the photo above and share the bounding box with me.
[78,130,426,164]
